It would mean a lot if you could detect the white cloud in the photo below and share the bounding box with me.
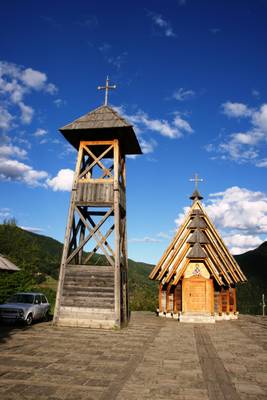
[21,68,47,89]
[0,157,48,186]
[173,88,195,101]
[223,234,262,255]
[0,208,11,219]
[206,186,267,233]
[33,128,48,137]
[157,231,171,240]
[252,104,267,132]
[0,144,27,159]
[175,186,267,254]
[174,114,193,133]
[208,102,267,165]
[222,102,252,118]
[54,98,66,108]
[113,106,193,157]
[18,102,34,124]
[256,158,267,168]
[129,236,162,243]
[117,107,193,140]
[20,226,44,233]
[0,106,13,130]
[107,52,128,70]
[46,169,74,191]
[149,12,176,37]
[0,60,57,130]
[252,89,260,98]
[139,138,157,154]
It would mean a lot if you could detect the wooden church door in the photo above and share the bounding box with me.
[182,276,214,314]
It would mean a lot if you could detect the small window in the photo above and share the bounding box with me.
[41,295,47,304]
[35,295,41,304]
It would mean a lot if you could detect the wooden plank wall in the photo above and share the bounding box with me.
[76,182,114,204]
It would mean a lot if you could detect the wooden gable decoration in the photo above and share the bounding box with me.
[149,197,247,323]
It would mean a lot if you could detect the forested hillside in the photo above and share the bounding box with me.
[0,223,157,311]
[0,222,266,314]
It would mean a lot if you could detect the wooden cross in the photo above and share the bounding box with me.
[189,173,204,190]
[97,76,116,106]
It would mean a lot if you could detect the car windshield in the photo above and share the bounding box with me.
[7,294,34,304]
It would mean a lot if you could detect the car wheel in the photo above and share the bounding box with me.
[25,313,33,326]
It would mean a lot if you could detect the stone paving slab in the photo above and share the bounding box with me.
[0,313,266,400]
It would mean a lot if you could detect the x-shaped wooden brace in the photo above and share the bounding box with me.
[79,144,114,180]
[66,206,114,265]
[75,206,115,266]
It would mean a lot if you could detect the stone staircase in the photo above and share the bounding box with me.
[179,312,215,323]
[57,265,116,328]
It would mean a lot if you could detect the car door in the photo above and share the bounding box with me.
[40,295,49,318]
[33,294,42,319]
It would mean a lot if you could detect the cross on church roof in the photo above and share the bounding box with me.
[97,76,116,106]
[189,173,204,190]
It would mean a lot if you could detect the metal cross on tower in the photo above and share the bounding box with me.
[97,76,117,106]
[189,173,204,190]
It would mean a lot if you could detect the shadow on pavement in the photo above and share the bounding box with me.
[0,321,30,344]
[0,314,53,344]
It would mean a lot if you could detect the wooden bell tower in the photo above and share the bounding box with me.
[53,80,142,328]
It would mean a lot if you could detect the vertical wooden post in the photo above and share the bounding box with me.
[232,287,237,313]
[207,279,214,314]
[173,285,177,314]
[53,145,83,324]
[121,156,129,323]
[113,139,121,327]
[218,290,222,315]
[226,288,230,314]
[166,284,171,313]
[159,283,162,312]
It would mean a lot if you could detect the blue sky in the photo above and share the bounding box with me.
[1,0,267,263]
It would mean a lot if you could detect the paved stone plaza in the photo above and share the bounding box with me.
[0,312,266,400]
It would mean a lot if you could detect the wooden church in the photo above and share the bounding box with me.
[149,182,247,323]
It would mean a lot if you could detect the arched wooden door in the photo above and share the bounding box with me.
[182,276,214,314]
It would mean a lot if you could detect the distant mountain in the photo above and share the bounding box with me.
[234,243,267,314]
[235,242,267,281]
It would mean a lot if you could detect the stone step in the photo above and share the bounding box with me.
[64,276,114,283]
[62,290,114,299]
[63,281,114,292]
[57,317,116,329]
[62,285,114,293]
[66,265,114,274]
[61,297,114,308]
[179,313,215,324]
[59,306,115,321]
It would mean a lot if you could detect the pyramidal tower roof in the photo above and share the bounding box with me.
[190,189,203,202]
[149,197,247,286]
[60,105,142,155]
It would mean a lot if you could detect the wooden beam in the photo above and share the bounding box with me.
[159,283,163,312]
[149,210,192,280]
[166,284,171,313]
[226,289,230,314]
[53,143,84,324]
[114,139,121,327]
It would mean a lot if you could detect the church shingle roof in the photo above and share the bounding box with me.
[60,105,142,155]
